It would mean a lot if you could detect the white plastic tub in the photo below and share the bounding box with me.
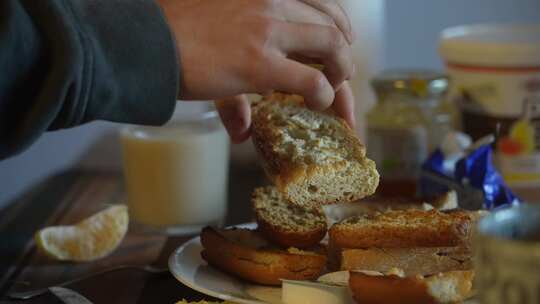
[439,24,540,187]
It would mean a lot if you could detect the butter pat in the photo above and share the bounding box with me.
[281,280,354,304]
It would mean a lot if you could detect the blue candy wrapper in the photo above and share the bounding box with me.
[421,136,520,210]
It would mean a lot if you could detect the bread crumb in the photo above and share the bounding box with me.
[268,103,348,164]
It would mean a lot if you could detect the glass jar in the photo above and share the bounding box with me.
[367,70,452,195]
[120,101,230,235]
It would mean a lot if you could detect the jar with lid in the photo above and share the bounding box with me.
[366,70,453,196]
[439,24,540,189]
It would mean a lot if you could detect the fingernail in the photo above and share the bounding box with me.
[319,89,336,111]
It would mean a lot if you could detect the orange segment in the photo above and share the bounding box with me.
[35,205,128,262]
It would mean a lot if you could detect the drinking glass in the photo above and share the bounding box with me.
[120,101,230,235]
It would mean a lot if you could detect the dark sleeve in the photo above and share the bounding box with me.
[0,0,179,159]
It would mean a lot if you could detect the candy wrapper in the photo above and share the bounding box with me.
[420,133,520,210]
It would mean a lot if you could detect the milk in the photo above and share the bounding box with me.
[121,106,229,234]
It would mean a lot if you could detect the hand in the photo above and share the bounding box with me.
[216,81,355,143]
[156,0,355,141]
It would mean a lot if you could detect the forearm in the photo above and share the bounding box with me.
[0,0,179,160]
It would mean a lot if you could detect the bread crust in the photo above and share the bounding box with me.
[200,227,326,286]
[349,271,437,304]
[255,216,327,248]
[323,191,459,227]
[251,94,305,189]
[251,93,379,207]
[349,270,474,304]
[339,247,472,276]
[329,209,473,248]
[252,186,327,248]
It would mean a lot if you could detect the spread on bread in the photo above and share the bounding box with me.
[251,93,379,207]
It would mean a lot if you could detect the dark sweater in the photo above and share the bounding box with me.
[0,0,179,160]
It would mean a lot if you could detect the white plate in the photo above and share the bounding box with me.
[169,223,478,304]
[168,223,283,304]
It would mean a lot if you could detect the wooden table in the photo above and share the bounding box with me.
[2,167,538,304]
[0,166,268,304]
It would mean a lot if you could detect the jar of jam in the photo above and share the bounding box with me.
[367,70,453,196]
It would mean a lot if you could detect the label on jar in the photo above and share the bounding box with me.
[447,65,540,186]
[367,126,428,180]
[447,66,540,116]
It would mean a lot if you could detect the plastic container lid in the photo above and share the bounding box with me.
[439,24,540,67]
[371,69,448,99]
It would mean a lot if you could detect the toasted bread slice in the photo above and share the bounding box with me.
[430,191,458,210]
[339,246,471,276]
[349,270,474,304]
[253,187,327,248]
[200,227,326,286]
[251,93,379,207]
[329,209,473,248]
[323,190,459,227]
[176,301,234,304]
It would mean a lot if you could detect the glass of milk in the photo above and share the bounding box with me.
[120,101,230,235]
